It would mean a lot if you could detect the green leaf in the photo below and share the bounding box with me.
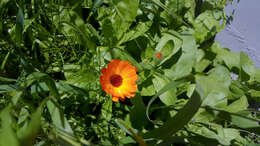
[156,31,182,66]
[47,100,75,137]
[144,87,204,139]
[193,10,224,43]
[146,78,189,124]
[130,94,147,129]
[248,90,260,102]
[229,80,245,100]
[63,64,96,90]
[212,43,240,69]
[11,90,23,104]
[152,73,176,105]
[217,128,240,145]
[111,48,142,72]
[240,52,257,81]
[115,119,147,146]
[151,0,189,26]
[54,9,96,50]
[0,0,9,8]
[0,76,16,83]
[119,21,152,45]
[25,72,60,98]
[230,112,260,131]
[196,65,231,106]
[1,51,10,72]
[18,101,45,146]
[166,32,197,80]
[101,98,112,121]
[0,84,17,93]
[192,124,239,146]
[101,18,118,46]
[224,96,248,113]
[56,82,89,97]
[15,7,24,46]
[0,107,19,146]
[187,84,196,98]
[112,0,139,22]
[140,76,155,96]
[204,107,260,133]
[195,59,211,73]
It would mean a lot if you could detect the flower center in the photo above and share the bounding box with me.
[110,74,123,87]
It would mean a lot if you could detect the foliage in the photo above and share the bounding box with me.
[0,0,259,145]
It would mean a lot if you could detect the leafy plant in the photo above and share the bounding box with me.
[0,0,259,145]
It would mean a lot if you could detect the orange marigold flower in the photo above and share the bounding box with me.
[100,60,138,102]
[155,52,163,60]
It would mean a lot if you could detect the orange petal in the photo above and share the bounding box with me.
[112,96,119,102]
[126,92,135,98]
[101,68,107,75]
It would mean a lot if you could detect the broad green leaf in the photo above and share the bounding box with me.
[240,52,257,81]
[144,87,204,139]
[101,18,118,46]
[229,80,245,100]
[111,48,142,72]
[112,0,139,22]
[202,91,227,108]
[152,73,176,105]
[224,96,248,113]
[104,0,139,41]
[118,21,152,45]
[217,128,240,145]
[204,107,260,133]
[63,64,96,90]
[195,59,211,73]
[10,89,23,104]
[212,43,240,69]
[0,107,19,146]
[254,68,260,82]
[130,94,147,129]
[248,90,260,102]
[166,32,197,80]
[187,84,196,98]
[146,78,189,124]
[140,77,155,96]
[196,65,231,101]
[230,111,260,131]
[193,10,224,43]
[192,124,239,146]
[156,31,182,66]
[18,101,45,146]
[47,100,75,137]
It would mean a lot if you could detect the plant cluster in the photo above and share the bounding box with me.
[0,0,259,145]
